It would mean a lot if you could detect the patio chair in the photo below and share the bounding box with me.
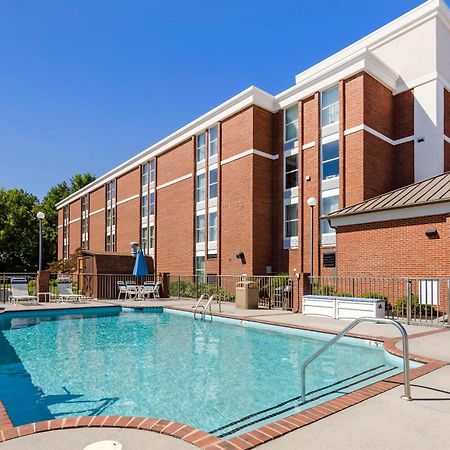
[117,280,128,300]
[142,281,161,299]
[10,278,38,305]
[125,280,138,300]
[56,280,86,303]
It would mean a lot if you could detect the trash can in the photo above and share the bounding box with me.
[235,281,259,309]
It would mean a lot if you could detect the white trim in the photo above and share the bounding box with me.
[89,207,105,217]
[302,141,316,150]
[116,194,140,206]
[220,148,279,166]
[68,217,81,224]
[344,124,415,146]
[56,86,276,209]
[444,135,450,144]
[156,173,192,190]
[329,201,450,227]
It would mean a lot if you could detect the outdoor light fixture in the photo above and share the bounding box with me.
[36,211,45,271]
[425,228,439,238]
[130,242,139,257]
[236,252,246,264]
[307,197,317,278]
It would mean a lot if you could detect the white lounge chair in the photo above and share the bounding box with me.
[125,280,138,300]
[117,280,128,300]
[10,278,38,305]
[56,280,85,303]
[142,281,161,299]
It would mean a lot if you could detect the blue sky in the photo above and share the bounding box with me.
[0,0,422,199]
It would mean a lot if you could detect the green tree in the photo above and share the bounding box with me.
[0,189,39,272]
[40,173,95,267]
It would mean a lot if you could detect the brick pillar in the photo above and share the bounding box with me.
[159,272,170,298]
[294,273,311,313]
[37,270,50,302]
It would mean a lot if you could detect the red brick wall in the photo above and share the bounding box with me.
[89,187,106,252]
[116,167,140,253]
[157,139,192,185]
[444,89,450,138]
[221,106,254,160]
[69,199,81,254]
[336,214,450,277]
[445,141,450,172]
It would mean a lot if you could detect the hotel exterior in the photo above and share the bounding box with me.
[57,0,450,282]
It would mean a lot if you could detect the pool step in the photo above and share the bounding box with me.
[212,364,398,438]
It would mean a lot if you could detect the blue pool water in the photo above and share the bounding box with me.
[0,307,412,437]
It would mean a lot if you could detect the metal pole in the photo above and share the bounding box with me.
[38,219,43,271]
[310,205,314,278]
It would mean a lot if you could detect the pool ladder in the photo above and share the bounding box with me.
[300,317,412,404]
[193,294,221,320]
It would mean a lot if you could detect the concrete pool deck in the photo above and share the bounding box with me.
[0,298,448,449]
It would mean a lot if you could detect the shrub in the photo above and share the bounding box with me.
[361,292,388,301]
[169,281,235,302]
[394,294,435,317]
[311,284,336,296]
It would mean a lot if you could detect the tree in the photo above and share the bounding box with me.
[0,173,95,272]
[0,189,39,272]
[40,173,96,268]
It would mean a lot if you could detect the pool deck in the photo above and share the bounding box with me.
[0,298,449,449]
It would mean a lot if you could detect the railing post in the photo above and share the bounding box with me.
[407,278,412,325]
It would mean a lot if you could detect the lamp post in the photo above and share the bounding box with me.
[36,212,45,271]
[306,197,317,279]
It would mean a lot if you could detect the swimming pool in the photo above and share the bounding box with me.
[0,307,414,438]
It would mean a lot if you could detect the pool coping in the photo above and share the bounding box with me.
[0,305,447,449]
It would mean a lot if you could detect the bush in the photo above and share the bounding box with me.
[394,294,435,317]
[361,292,388,301]
[169,281,235,302]
[311,284,336,296]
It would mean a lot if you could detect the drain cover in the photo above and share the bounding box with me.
[83,441,123,450]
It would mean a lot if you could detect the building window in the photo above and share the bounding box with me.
[285,154,298,189]
[149,191,155,216]
[149,225,155,250]
[141,194,148,218]
[321,140,339,180]
[321,86,339,127]
[209,168,218,199]
[149,159,155,184]
[196,214,205,243]
[196,132,206,162]
[285,204,298,238]
[81,194,89,250]
[209,126,218,157]
[196,173,206,203]
[105,180,116,251]
[142,163,149,187]
[141,226,148,253]
[208,211,217,242]
[63,206,69,259]
[195,256,205,281]
[285,105,298,142]
[321,194,339,236]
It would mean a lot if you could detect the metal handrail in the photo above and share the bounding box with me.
[300,317,412,404]
[193,294,209,320]
[194,294,221,320]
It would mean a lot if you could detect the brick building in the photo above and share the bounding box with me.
[56,0,450,281]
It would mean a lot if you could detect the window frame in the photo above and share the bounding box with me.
[284,105,299,143]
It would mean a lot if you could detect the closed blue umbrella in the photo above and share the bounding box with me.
[133,249,148,277]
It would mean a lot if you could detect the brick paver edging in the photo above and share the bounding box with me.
[0,307,448,449]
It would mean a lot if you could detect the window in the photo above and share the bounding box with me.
[209,168,218,199]
[209,126,218,157]
[142,163,148,187]
[321,140,339,180]
[149,192,155,216]
[195,256,205,280]
[141,226,148,253]
[285,204,298,238]
[285,105,298,142]
[141,194,148,218]
[285,154,298,189]
[63,206,69,259]
[149,159,155,184]
[208,211,217,242]
[196,173,206,203]
[321,195,339,235]
[149,225,155,250]
[196,132,206,162]
[81,194,89,250]
[196,214,205,243]
[321,86,339,126]
[106,235,111,252]
[105,180,116,251]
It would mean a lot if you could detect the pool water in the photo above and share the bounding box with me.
[0,307,411,437]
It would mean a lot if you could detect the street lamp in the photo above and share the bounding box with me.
[306,197,317,279]
[36,211,45,271]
